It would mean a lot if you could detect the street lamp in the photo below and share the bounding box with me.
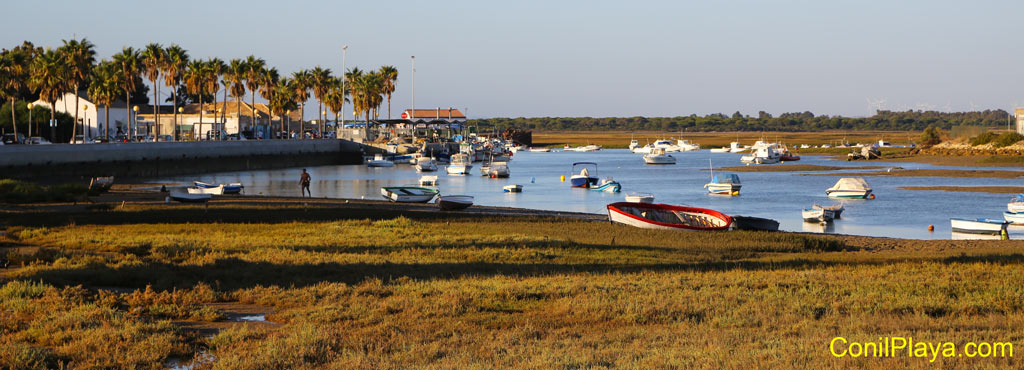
[321,110,327,138]
[342,45,348,127]
[178,107,184,141]
[216,108,223,140]
[132,106,139,141]
[26,103,33,144]
[82,105,89,140]
[286,109,291,139]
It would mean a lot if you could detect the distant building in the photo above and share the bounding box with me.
[137,100,300,139]
[32,92,130,139]
[1017,109,1024,135]
[400,108,466,123]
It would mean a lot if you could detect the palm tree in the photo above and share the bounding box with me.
[324,77,348,130]
[29,48,69,142]
[223,58,247,137]
[58,38,96,142]
[183,60,205,140]
[162,45,189,140]
[268,78,295,138]
[140,43,166,139]
[290,69,310,138]
[112,47,140,138]
[204,58,225,139]
[309,66,332,132]
[257,67,279,138]
[88,61,121,140]
[243,56,265,135]
[0,48,30,139]
[379,65,398,119]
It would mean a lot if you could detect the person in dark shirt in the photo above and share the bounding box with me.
[300,169,311,197]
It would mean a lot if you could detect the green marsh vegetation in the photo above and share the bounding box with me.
[2,204,1024,368]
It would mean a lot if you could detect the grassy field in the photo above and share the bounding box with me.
[2,200,1024,368]
[532,130,921,149]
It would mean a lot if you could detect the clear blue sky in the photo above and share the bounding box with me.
[3,0,1022,119]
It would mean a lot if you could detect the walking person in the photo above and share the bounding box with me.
[300,169,311,197]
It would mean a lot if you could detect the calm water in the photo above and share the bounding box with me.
[159,149,1024,240]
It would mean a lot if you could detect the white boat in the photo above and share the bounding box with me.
[415,159,438,172]
[826,178,872,199]
[1008,194,1024,213]
[503,184,523,193]
[606,202,732,231]
[631,143,655,154]
[380,186,439,203]
[418,175,438,186]
[187,185,224,195]
[1004,212,1024,224]
[705,173,741,195]
[195,180,243,194]
[488,161,510,178]
[728,142,748,153]
[367,154,394,167]
[528,147,551,152]
[709,146,730,153]
[446,153,473,175]
[625,193,654,203]
[676,139,700,151]
[740,145,780,164]
[565,144,602,152]
[628,139,641,151]
[169,192,212,203]
[89,176,115,192]
[813,204,845,219]
[438,195,474,211]
[643,148,676,164]
[802,207,835,223]
[950,218,1009,235]
[652,139,680,152]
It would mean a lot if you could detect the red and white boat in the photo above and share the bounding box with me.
[606,202,732,231]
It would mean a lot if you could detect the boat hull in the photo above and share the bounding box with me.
[446,165,472,175]
[381,187,439,203]
[606,202,731,231]
[1004,212,1024,224]
[503,185,523,193]
[826,190,871,199]
[570,176,597,187]
[731,216,780,231]
[705,183,741,195]
[170,192,212,203]
[950,218,1009,235]
[367,160,394,168]
[643,155,676,164]
[802,208,835,223]
[590,182,621,193]
[625,193,654,203]
[438,195,474,211]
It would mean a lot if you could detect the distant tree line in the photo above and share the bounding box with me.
[470,109,1012,132]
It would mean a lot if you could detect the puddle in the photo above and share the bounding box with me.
[235,314,267,322]
[164,350,214,370]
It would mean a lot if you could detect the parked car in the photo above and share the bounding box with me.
[28,137,52,145]
[71,135,96,144]
[157,134,173,142]
[3,133,26,144]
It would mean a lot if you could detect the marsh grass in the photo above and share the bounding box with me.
[0,179,87,203]
[2,208,1024,368]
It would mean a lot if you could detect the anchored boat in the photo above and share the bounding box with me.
[731,216,780,231]
[569,162,600,188]
[590,178,621,193]
[380,187,439,203]
[826,178,872,199]
[170,192,212,203]
[950,218,1009,235]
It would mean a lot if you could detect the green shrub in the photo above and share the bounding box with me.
[993,132,1024,148]
[969,131,998,146]
[0,180,87,203]
[919,126,942,147]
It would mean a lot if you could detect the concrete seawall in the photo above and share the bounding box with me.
[0,140,367,181]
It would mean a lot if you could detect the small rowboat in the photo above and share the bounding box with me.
[503,184,523,193]
[170,192,212,203]
[590,179,621,193]
[606,202,732,231]
[438,195,474,211]
[89,176,115,192]
[380,186,439,203]
[802,207,835,223]
[625,193,654,203]
[731,216,780,231]
[187,185,224,195]
[951,218,1009,235]
[1003,212,1024,224]
[813,203,845,219]
[195,181,243,194]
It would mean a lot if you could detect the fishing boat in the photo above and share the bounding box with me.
[528,147,551,152]
[415,158,438,172]
[169,192,212,203]
[1003,212,1024,224]
[950,218,1009,235]
[194,181,243,194]
[802,207,835,223]
[590,178,621,193]
[740,145,780,164]
[438,195,474,211]
[631,143,655,154]
[187,185,224,195]
[565,144,602,152]
[826,178,872,199]
[731,216,780,231]
[446,153,473,175]
[676,139,700,151]
[366,154,394,167]
[89,176,115,192]
[503,184,523,193]
[813,204,845,218]
[380,186,439,203]
[488,161,510,178]
[569,162,600,187]
[625,193,655,203]
[1008,194,1024,213]
[643,148,676,164]
[606,202,732,231]
[652,139,681,152]
[418,175,438,186]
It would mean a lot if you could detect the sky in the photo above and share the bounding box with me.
[2,0,1023,119]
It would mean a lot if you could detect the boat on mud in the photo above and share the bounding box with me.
[606,202,732,231]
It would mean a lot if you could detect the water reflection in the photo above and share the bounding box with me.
[801,221,835,234]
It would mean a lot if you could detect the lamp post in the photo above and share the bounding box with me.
[216,108,222,140]
[342,45,348,128]
[26,103,32,144]
[132,106,139,141]
[411,55,415,120]
[82,105,89,141]
[321,110,327,138]
[286,109,291,139]
[178,107,184,141]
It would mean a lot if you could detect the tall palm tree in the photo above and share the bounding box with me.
[162,45,189,140]
[183,60,205,140]
[112,47,140,138]
[269,78,295,138]
[140,43,166,139]
[257,67,279,138]
[223,58,247,136]
[324,77,348,129]
[58,38,95,142]
[309,66,332,131]
[243,56,265,135]
[88,61,121,140]
[290,69,310,138]
[379,65,398,119]
[0,49,30,139]
[29,48,69,142]
[204,58,225,139]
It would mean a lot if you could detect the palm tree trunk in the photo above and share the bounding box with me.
[126,90,131,139]
[9,98,16,140]
[235,93,241,136]
[387,96,391,120]
[105,105,110,139]
[154,77,160,139]
[172,85,178,141]
[251,91,256,138]
[221,89,227,139]
[299,101,304,140]
[50,102,56,142]
[210,89,216,140]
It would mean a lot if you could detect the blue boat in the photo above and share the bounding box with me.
[590,179,621,193]
[570,162,599,188]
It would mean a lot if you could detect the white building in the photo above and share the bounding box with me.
[33,92,130,139]
[1017,109,1024,135]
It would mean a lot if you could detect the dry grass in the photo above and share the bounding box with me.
[3,204,1024,368]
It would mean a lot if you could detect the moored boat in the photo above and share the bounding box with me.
[590,178,621,193]
[606,202,732,231]
[419,175,438,186]
[676,139,700,151]
[187,185,224,195]
[488,161,510,178]
[528,147,551,152]
[367,154,395,167]
[380,186,439,203]
[950,218,1009,235]
[802,207,835,223]
[731,216,780,231]
[503,184,523,193]
[446,153,473,175]
[625,192,654,203]
[89,176,115,192]
[1008,194,1024,213]
[643,148,676,164]
[813,203,845,218]
[170,192,212,203]
[705,173,741,195]
[438,195,474,211]
[1003,212,1024,224]
[195,180,243,194]
[569,162,599,187]
[826,178,872,199]
[415,159,438,172]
